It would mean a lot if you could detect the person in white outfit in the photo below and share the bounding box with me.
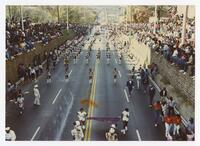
[33,84,40,105]
[105,124,118,141]
[135,73,141,89]
[121,108,129,134]
[77,108,87,130]
[71,121,84,141]
[46,71,51,83]
[5,127,16,141]
[30,67,36,81]
[16,93,24,115]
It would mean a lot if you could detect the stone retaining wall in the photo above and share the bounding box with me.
[6,30,75,83]
[151,52,195,101]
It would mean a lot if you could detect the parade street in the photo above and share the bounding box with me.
[6,28,166,141]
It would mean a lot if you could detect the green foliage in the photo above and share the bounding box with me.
[6,6,97,24]
[128,5,176,23]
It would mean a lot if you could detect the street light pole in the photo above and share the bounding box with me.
[105,8,108,24]
[57,6,60,22]
[126,7,128,31]
[8,6,12,22]
[153,5,158,34]
[20,6,24,31]
[181,5,188,45]
[67,6,69,30]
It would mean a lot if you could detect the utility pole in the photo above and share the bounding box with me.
[20,6,24,31]
[181,5,188,45]
[67,5,69,30]
[153,5,158,34]
[8,6,12,22]
[105,8,108,24]
[83,7,86,24]
[125,6,127,31]
[57,6,60,22]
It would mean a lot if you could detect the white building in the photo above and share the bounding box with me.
[177,5,195,18]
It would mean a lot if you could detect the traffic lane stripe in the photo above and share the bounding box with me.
[115,59,118,64]
[118,70,122,78]
[88,66,97,140]
[84,66,96,140]
[124,89,130,103]
[69,70,72,76]
[52,89,62,104]
[84,86,93,140]
[136,129,142,141]
[31,126,40,141]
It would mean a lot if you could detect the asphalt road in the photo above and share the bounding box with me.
[6,27,166,141]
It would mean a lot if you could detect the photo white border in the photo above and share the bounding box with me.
[0,1,199,146]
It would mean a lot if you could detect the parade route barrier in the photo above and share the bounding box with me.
[6,30,75,83]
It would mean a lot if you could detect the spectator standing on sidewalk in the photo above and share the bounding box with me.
[161,101,168,121]
[143,77,149,93]
[126,77,134,97]
[186,117,195,141]
[167,96,176,114]
[148,84,155,107]
[33,84,40,106]
[164,112,173,140]
[160,87,167,102]
[172,114,182,136]
[153,101,162,127]
[30,67,36,81]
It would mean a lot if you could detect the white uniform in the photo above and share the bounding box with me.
[47,72,51,83]
[5,130,16,141]
[122,111,129,122]
[105,128,118,141]
[71,126,84,141]
[107,58,110,64]
[121,110,129,133]
[30,68,36,77]
[77,111,87,122]
[17,97,24,108]
[33,87,40,105]
[136,75,141,89]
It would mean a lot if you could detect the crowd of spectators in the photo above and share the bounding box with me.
[120,14,195,78]
[6,17,91,60]
[109,22,195,140]
[6,17,64,59]
[6,26,87,101]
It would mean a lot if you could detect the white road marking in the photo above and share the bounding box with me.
[115,59,118,64]
[136,129,142,141]
[69,70,72,77]
[24,91,30,94]
[118,70,122,78]
[55,91,75,140]
[123,89,130,103]
[52,89,62,104]
[31,126,40,141]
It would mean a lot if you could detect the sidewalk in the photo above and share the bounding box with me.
[116,31,193,124]
[114,31,193,136]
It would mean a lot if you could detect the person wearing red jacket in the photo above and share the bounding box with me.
[153,101,161,127]
[173,114,182,136]
[164,113,173,140]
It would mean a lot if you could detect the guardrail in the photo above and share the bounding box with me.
[148,75,188,127]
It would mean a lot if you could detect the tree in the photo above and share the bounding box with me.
[6,5,97,25]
